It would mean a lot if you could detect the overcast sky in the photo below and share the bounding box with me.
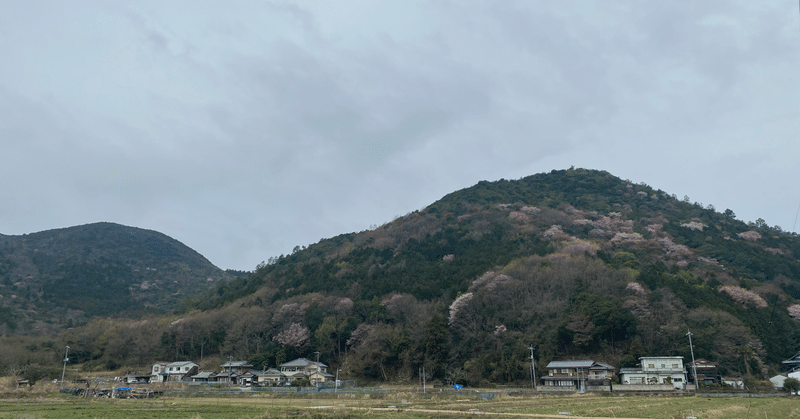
[1,1,799,270]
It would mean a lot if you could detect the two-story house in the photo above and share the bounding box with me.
[542,360,615,391]
[221,360,253,374]
[151,361,199,383]
[165,361,200,382]
[279,358,335,384]
[687,358,719,385]
[620,356,686,389]
[150,361,170,383]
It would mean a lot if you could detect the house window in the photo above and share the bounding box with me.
[672,364,678,369]
[660,364,665,369]
[674,378,682,382]
[648,364,655,369]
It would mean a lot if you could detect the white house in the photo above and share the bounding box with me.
[279,358,335,384]
[150,361,170,383]
[168,361,200,382]
[619,356,687,390]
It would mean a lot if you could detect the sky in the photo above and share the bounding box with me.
[1,1,799,271]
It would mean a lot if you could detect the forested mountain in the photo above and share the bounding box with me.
[0,222,232,335]
[6,169,800,386]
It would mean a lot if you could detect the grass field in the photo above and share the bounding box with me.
[1,392,799,418]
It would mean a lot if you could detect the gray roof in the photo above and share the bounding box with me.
[590,362,615,370]
[280,357,328,368]
[546,360,595,368]
[221,361,253,368]
[168,361,198,368]
[191,371,217,379]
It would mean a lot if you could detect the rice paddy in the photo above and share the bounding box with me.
[1,392,798,418]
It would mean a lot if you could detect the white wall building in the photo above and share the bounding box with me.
[619,356,687,390]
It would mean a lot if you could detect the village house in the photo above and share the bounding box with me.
[542,360,615,391]
[221,360,253,374]
[150,361,199,383]
[619,356,687,390]
[154,357,337,387]
[257,368,284,385]
[166,361,200,382]
[150,361,170,383]
[686,358,719,385]
[122,372,151,384]
[782,351,800,371]
[279,358,335,384]
[190,371,217,383]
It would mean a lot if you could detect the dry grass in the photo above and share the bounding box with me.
[1,390,799,418]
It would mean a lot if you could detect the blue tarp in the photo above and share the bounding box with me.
[116,387,132,391]
[452,384,463,389]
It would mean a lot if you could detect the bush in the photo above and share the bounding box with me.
[22,364,62,386]
[783,378,800,394]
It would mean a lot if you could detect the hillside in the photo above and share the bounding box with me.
[6,168,800,386]
[0,222,232,335]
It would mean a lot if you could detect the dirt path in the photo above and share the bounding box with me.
[314,405,650,419]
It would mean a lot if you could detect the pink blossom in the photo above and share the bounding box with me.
[610,232,644,244]
[698,257,719,265]
[335,297,354,313]
[680,221,706,231]
[543,225,565,238]
[469,271,496,291]
[737,231,762,241]
[273,323,310,348]
[626,282,646,295]
[644,223,663,233]
[788,304,800,319]
[656,236,693,257]
[494,325,507,335]
[469,272,511,292]
[521,206,540,215]
[508,211,530,223]
[346,323,374,347]
[449,293,474,325]
[719,286,768,309]
[561,240,600,256]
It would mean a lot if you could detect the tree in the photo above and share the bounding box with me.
[423,313,449,380]
[733,345,754,377]
[783,377,800,394]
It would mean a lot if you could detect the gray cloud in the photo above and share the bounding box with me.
[1,1,798,269]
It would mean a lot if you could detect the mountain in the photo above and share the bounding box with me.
[6,168,800,386]
[0,222,232,335]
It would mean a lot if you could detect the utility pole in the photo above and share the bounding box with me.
[60,346,70,390]
[529,345,536,390]
[687,329,698,393]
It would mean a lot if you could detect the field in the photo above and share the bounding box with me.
[1,392,800,419]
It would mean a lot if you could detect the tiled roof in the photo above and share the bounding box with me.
[191,371,216,379]
[168,361,198,367]
[280,357,328,368]
[222,361,253,368]
[546,360,594,368]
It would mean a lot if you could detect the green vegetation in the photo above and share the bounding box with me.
[4,168,800,389]
[0,393,798,419]
[0,222,232,335]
